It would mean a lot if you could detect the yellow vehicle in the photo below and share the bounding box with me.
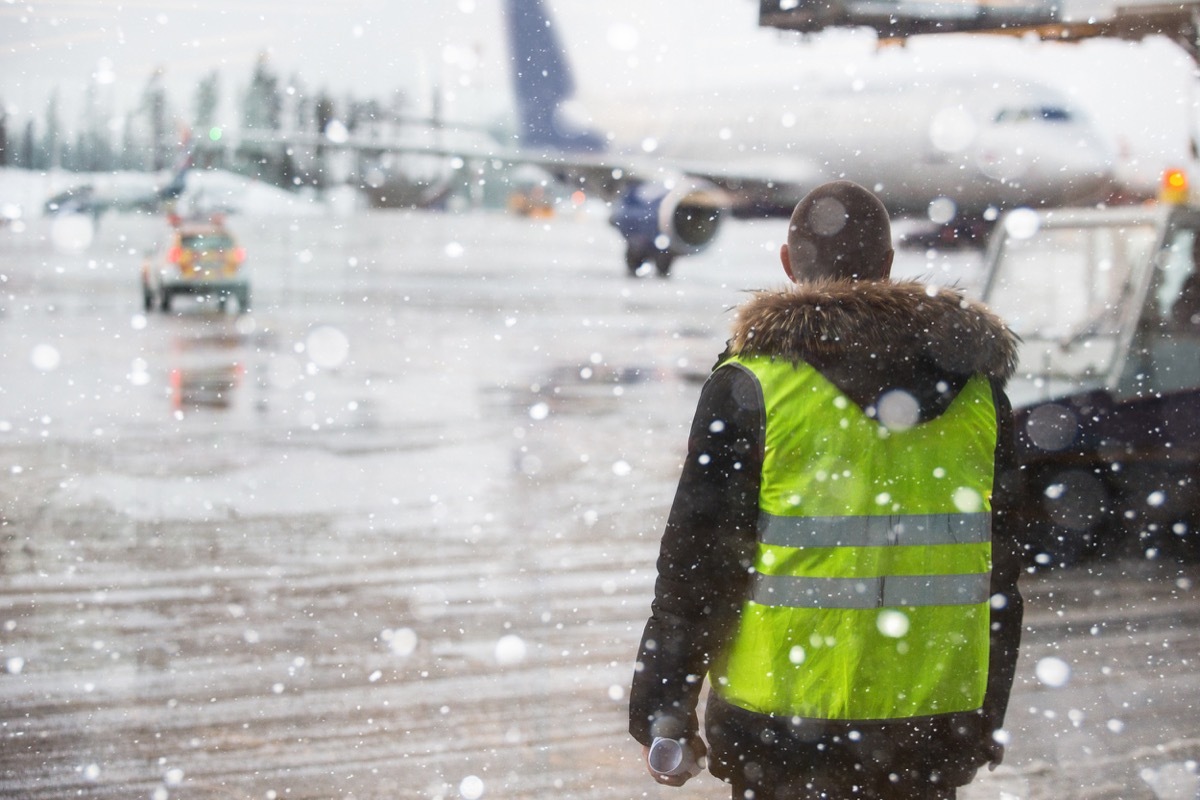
[141,215,250,314]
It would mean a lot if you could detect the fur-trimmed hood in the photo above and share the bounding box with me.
[728,279,1019,384]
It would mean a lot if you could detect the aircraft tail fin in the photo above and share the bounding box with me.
[505,0,604,152]
[158,129,195,202]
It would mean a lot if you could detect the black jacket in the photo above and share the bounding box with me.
[629,278,1025,788]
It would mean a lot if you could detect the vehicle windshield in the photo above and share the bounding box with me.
[181,233,235,251]
[986,220,1158,342]
[983,217,1159,393]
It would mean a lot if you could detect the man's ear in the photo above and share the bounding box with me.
[780,244,797,283]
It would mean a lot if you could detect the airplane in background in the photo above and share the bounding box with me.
[189,0,1119,276]
[503,0,1117,275]
[42,137,194,219]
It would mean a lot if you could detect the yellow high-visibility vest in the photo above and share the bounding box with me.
[711,356,998,721]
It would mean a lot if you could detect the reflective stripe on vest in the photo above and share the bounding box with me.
[751,571,991,609]
[711,356,998,723]
[760,511,990,548]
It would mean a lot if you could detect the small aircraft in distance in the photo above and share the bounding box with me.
[43,138,194,219]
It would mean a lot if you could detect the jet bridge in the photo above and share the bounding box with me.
[759,0,1200,63]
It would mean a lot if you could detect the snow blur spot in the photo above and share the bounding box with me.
[1139,762,1200,798]
[877,389,919,430]
[612,460,632,477]
[324,119,350,143]
[1147,491,1166,508]
[31,344,61,371]
[1107,718,1125,734]
[152,788,168,800]
[305,325,350,369]
[788,645,806,664]
[641,138,658,153]
[928,106,977,153]
[494,634,527,666]
[460,775,485,800]
[1003,208,1041,240]
[1035,656,1071,688]
[876,609,910,638]
[1024,404,1078,451]
[6,656,25,674]
[445,241,465,258]
[129,358,150,387]
[654,233,670,250]
[268,354,304,390]
[528,402,549,421]
[927,197,957,226]
[50,213,95,254]
[808,197,847,237]
[83,763,101,781]
[608,684,625,701]
[368,670,382,683]
[164,767,184,786]
[131,314,147,331]
[383,627,418,657]
[952,487,983,513]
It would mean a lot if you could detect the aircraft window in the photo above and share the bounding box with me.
[1039,106,1071,122]
[993,106,1072,124]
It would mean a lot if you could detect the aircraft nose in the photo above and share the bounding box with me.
[1057,133,1117,204]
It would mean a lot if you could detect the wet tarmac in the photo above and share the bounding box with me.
[1,209,1199,799]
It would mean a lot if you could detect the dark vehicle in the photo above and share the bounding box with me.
[980,190,1200,565]
[142,216,250,314]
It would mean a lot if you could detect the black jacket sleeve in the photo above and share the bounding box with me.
[628,363,763,746]
[982,381,1025,734]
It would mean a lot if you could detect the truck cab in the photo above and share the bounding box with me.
[980,193,1200,565]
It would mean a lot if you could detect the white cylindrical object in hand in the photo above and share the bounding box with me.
[648,737,689,776]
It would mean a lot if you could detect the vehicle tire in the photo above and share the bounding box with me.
[160,290,172,313]
[654,251,674,278]
[142,287,154,312]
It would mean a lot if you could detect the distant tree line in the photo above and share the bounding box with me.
[0,52,412,191]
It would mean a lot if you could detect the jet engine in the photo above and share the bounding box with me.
[609,178,730,277]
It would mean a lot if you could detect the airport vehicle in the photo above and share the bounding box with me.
[141,215,250,314]
[980,172,1200,564]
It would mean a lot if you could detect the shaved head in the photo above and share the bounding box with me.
[783,180,894,283]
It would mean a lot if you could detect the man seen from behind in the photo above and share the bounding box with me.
[630,180,1025,799]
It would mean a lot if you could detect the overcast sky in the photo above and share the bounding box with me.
[1,0,1195,170]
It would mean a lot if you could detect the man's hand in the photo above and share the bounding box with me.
[643,737,706,786]
[983,738,1005,771]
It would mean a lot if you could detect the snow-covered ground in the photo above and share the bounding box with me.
[1,209,1198,799]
